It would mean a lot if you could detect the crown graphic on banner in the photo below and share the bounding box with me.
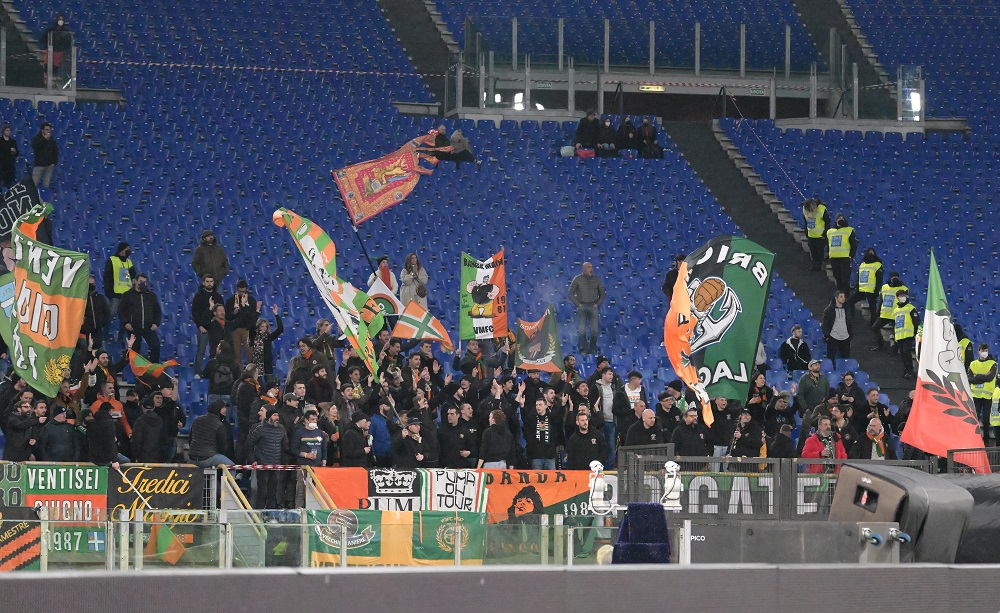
[370,469,417,494]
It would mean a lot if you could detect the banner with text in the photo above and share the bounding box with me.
[107,465,204,520]
[459,249,508,340]
[311,467,487,513]
[0,506,41,571]
[307,509,486,566]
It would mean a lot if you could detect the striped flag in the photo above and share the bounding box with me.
[391,301,453,352]
[272,208,380,381]
[368,277,405,317]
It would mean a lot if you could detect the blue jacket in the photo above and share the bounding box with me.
[368,413,393,460]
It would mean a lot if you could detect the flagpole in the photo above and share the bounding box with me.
[339,192,379,277]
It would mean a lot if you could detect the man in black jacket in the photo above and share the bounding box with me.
[31,122,58,189]
[226,279,257,367]
[192,274,224,373]
[246,408,288,509]
[4,400,42,460]
[0,124,18,188]
[821,291,854,370]
[88,402,124,467]
[655,392,684,436]
[779,324,811,374]
[437,406,473,469]
[565,413,609,470]
[340,412,372,468]
[393,412,437,469]
[129,399,164,463]
[119,274,162,361]
[81,274,112,351]
[728,409,765,459]
[188,399,235,468]
[624,409,663,447]
[766,424,797,459]
[38,405,78,461]
[574,110,599,150]
[521,397,562,471]
[671,408,712,457]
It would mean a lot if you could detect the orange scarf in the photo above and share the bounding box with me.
[867,430,886,457]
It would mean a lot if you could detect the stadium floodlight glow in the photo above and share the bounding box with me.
[514,93,523,103]
[536,103,544,110]
[909,91,922,113]
[494,93,502,103]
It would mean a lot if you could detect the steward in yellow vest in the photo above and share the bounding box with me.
[846,248,884,326]
[970,344,998,441]
[892,290,918,378]
[870,272,906,351]
[827,214,858,292]
[802,198,831,271]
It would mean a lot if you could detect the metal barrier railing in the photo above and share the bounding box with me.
[946,447,1000,474]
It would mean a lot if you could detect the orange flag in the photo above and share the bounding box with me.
[663,261,713,426]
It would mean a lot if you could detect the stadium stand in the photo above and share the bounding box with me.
[436,0,820,71]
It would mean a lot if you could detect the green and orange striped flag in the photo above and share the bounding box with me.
[273,208,380,381]
[0,203,90,397]
[128,349,179,378]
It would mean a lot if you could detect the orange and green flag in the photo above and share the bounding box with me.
[0,203,89,397]
[144,515,186,565]
[128,350,179,378]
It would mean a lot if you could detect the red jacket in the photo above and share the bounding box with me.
[801,432,847,473]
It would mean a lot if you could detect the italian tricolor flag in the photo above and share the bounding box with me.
[901,251,991,473]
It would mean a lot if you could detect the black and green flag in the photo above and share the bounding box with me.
[683,236,774,400]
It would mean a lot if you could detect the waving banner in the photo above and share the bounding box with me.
[273,208,380,380]
[678,236,774,401]
[515,304,563,373]
[901,251,990,473]
[391,301,454,352]
[0,204,89,397]
[333,132,446,224]
[459,249,508,341]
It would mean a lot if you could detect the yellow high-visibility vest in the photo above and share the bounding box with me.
[857,261,882,293]
[805,204,827,239]
[969,358,997,400]
[827,227,854,259]
[893,303,916,341]
[110,257,134,296]
[879,283,907,319]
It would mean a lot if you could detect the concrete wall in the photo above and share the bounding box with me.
[3,564,1000,613]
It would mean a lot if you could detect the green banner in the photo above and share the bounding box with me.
[515,304,564,373]
[0,204,90,398]
[307,509,486,566]
[459,249,507,340]
[0,463,25,507]
[684,236,774,400]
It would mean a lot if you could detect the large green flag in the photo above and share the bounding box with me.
[306,509,486,566]
[682,236,774,400]
[0,204,89,397]
[272,208,380,381]
[514,304,563,373]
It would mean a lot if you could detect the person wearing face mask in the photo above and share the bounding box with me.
[191,273,224,373]
[595,117,618,158]
[968,343,997,442]
[191,230,229,286]
[290,409,328,467]
[118,274,162,361]
[81,274,111,351]
[825,214,857,292]
[871,271,907,350]
[892,289,918,379]
[846,248,883,325]
[636,116,662,159]
[41,15,72,85]
[616,116,637,152]
[102,241,138,347]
